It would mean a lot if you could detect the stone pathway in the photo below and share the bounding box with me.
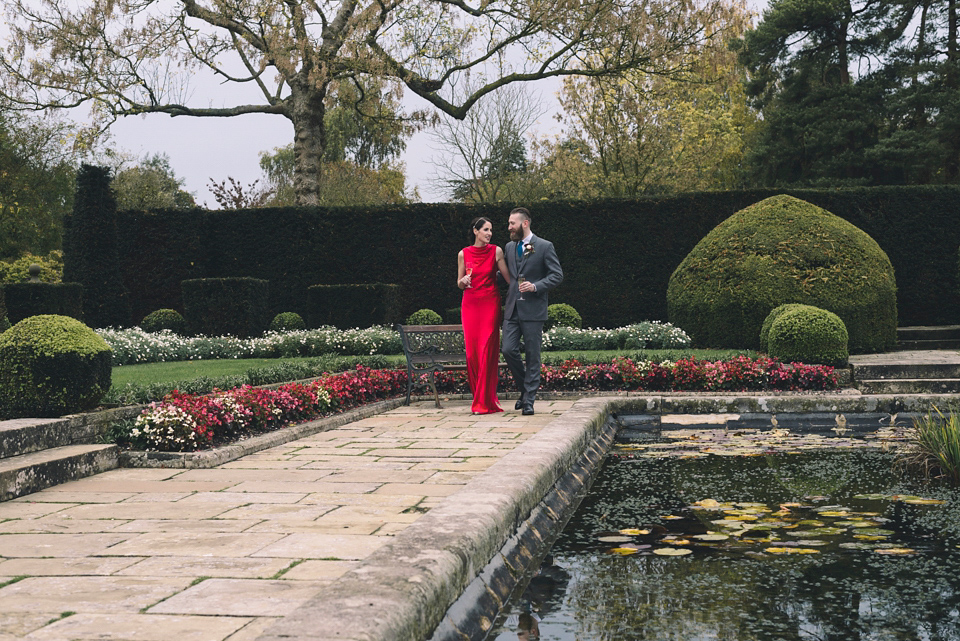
[0,400,574,641]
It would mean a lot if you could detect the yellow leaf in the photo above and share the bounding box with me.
[619,528,651,536]
[609,547,640,556]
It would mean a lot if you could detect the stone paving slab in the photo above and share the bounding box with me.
[0,399,568,640]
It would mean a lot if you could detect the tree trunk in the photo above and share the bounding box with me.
[948,0,958,89]
[290,81,329,206]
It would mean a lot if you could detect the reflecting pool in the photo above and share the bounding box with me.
[489,435,960,641]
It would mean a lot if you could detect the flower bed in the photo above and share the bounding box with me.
[97,322,692,367]
[112,357,838,452]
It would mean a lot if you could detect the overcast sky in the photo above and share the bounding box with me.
[107,73,563,207]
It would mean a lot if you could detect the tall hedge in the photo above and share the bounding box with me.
[3,283,84,325]
[181,277,270,337]
[63,164,131,328]
[307,284,401,329]
[113,187,960,331]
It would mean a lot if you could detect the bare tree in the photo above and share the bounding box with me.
[0,0,728,205]
[431,84,545,202]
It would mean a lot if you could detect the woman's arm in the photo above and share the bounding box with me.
[457,250,470,289]
[495,246,511,283]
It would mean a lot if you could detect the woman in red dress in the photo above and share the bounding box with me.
[457,217,511,414]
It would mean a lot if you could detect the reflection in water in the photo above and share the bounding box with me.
[489,450,960,640]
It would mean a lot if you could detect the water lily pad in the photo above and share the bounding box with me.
[724,514,759,521]
[598,535,633,543]
[853,493,890,500]
[798,520,826,526]
[788,527,846,537]
[816,510,850,517]
[875,548,916,555]
[834,520,877,528]
[619,528,651,536]
[903,498,945,505]
[653,547,692,556]
[854,534,889,541]
[661,515,684,520]
[766,547,820,555]
[793,539,829,546]
[609,547,640,555]
[694,533,730,541]
[854,528,895,537]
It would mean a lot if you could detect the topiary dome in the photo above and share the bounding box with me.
[0,314,112,418]
[667,195,897,353]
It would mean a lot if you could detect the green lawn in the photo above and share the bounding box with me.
[111,357,326,387]
[111,349,751,388]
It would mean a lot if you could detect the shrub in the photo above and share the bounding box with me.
[0,250,64,284]
[759,303,806,353]
[767,304,849,366]
[182,277,270,337]
[3,282,84,325]
[0,316,9,333]
[546,303,583,330]
[270,312,306,332]
[141,309,188,334]
[0,315,112,418]
[307,283,401,329]
[667,195,897,353]
[406,308,443,325]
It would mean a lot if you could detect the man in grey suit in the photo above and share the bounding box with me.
[502,207,563,415]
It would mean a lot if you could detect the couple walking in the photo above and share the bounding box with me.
[456,207,563,415]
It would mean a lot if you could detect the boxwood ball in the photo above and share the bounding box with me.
[0,314,113,418]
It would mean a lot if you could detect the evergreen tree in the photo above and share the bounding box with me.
[63,164,131,327]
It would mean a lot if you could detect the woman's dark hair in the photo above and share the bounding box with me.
[469,217,493,243]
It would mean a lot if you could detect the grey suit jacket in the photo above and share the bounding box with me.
[504,234,563,321]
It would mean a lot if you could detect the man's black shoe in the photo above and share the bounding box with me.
[522,403,535,416]
[515,398,525,410]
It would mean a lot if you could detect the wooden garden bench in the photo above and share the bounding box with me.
[394,323,508,408]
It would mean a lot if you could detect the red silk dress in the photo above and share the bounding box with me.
[461,244,503,414]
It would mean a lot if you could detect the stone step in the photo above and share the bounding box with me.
[856,378,960,394]
[895,339,960,351]
[0,444,119,502]
[1,417,79,459]
[897,325,960,341]
[852,363,960,380]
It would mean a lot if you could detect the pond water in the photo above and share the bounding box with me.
[488,426,960,641]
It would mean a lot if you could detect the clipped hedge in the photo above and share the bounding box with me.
[307,284,401,329]
[0,315,112,418]
[759,303,806,353]
[3,282,84,325]
[270,312,306,332]
[182,277,270,338]
[668,195,897,353]
[406,308,443,325]
[63,164,131,328]
[547,303,583,330]
[111,186,960,330]
[768,305,849,366]
[141,308,188,334]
